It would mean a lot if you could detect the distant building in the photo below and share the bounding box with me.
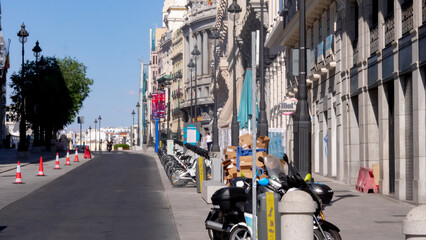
[0,2,9,147]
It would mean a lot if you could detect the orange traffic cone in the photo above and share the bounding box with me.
[74,149,79,162]
[65,150,71,165]
[14,161,23,184]
[54,153,61,169]
[37,157,45,176]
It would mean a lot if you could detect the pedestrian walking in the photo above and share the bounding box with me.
[206,132,212,151]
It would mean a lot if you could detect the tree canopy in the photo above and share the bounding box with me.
[10,56,93,136]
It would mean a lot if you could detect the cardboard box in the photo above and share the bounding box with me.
[239,155,265,168]
[226,166,238,177]
[225,146,238,159]
[222,159,232,167]
[238,133,252,149]
[256,136,270,149]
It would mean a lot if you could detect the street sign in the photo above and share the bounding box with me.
[280,98,298,115]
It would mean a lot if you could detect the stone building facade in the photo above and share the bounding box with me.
[265,0,425,204]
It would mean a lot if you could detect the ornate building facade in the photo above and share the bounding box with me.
[264,0,425,204]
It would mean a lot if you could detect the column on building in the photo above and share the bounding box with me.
[185,36,190,87]
[203,30,209,76]
[196,32,202,76]
[411,0,426,204]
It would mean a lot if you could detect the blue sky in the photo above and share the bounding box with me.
[2,0,163,131]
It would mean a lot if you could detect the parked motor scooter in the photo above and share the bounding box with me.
[205,154,341,240]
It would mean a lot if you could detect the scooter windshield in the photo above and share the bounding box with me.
[264,156,286,181]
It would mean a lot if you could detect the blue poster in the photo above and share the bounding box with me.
[268,129,285,159]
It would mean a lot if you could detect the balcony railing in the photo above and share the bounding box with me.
[370,25,379,54]
[385,14,395,46]
[402,3,413,36]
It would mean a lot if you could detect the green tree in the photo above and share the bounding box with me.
[10,56,93,149]
[57,56,94,124]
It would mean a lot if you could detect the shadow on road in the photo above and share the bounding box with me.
[0,226,7,232]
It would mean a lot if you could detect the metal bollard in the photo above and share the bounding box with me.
[258,192,281,240]
[403,205,426,240]
[278,190,316,240]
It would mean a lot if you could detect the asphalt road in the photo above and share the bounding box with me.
[0,151,179,240]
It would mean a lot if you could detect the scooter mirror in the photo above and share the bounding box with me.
[258,178,269,186]
[283,153,289,163]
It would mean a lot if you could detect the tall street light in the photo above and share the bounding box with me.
[191,45,201,122]
[17,23,29,152]
[88,126,92,150]
[98,115,102,151]
[294,0,311,177]
[147,93,152,146]
[131,110,135,148]
[175,70,182,140]
[32,40,42,147]
[136,102,140,146]
[163,80,172,139]
[257,0,268,137]
[142,97,147,146]
[228,0,241,146]
[187,59,195,122]
[94,119,98,151]
[209,29,220,152]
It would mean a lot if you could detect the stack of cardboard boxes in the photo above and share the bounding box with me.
[222,134,271,185]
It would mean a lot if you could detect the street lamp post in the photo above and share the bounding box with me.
[228,0,242,146]
[187,59,195,122]
[147,93,152,147]
[176,71,182,140]
[131,110,135,149]
[209,29,220,152]
[17,23,29,152]
[32,40,42,147]
[257,0,268,137]
[142,97,147,146]
[98,115,102,151]
[88,126,92,150]
[94,119,98,151]
[191,45,201,122]
[294,0,311,177]
[165,81,171,140]
[136,102,140,146]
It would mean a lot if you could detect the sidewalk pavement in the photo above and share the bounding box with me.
[146,147,415,240]
[0,148,90,211]
[142,147,211,240]
[0,148,63,174]
[313,174,415,240]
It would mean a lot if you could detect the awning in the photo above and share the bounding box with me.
[237,69,258,129]
[157,74,171,84]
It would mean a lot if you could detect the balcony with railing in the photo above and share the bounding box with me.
[385,13,395,46]
[402,2,414,36]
